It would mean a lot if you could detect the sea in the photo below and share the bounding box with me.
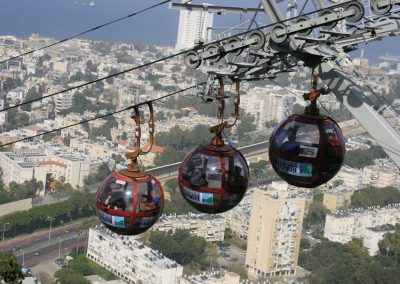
[0,0,398,63]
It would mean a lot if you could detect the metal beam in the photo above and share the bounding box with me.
[260,0,284,23]
[169,2,265,14]
[318,61,400,168]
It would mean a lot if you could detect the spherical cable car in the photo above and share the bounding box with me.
[269,74,345,188]
[178,82,250,213]
[96,103,164,235]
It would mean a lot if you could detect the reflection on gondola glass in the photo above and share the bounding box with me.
[96,172,164,235]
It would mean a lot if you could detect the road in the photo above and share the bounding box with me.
[0,222,87,268]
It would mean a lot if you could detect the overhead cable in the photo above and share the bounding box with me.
[0,82,205,148]
[0,0,172,65]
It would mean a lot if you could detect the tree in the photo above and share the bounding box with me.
[351,187,400,209]
[20,88,40,111]
[149,230,207,266]
[0,252,24,284]
[345,146,387,168]
[378,230,400,263]
[236,112,257,138]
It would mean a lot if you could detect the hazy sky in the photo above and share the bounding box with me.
[0,0,399,62]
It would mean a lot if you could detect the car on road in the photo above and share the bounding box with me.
[34,251,41,256]
[12,246,21,252]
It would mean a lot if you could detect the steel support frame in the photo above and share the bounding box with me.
[318,61,400,167]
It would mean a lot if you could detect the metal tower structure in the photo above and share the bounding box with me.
[171,0,400,168]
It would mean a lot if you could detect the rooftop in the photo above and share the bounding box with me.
[91,226,180,271]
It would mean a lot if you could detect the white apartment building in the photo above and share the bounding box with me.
[152,213,225,242]
[337,165,366,189]
[363,159,399,188]
[323,185,353,211]
[55,91,74,114]
[0,151,99,192]
[324,204,400,243]
[245,187,306,279]
[241,87,294,128]
[175,1,214,50]
[87,227,183,284]
[362,225,395,256]
[180,272,240,284]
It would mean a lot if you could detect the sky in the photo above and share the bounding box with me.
[0,0,399,62]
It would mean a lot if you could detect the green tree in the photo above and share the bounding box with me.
[0,252,24,284]
[54,269,91,284]
[21,87,42,111]
[149,230,207,266]
[378,230,400,263]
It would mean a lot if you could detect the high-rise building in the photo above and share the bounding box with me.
[175,1,214,50]
[245,186,306,279]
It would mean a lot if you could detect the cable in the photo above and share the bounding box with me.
[1,49,188,113]
[1,4,359,113]
[0,0,172,65]
[0,83,205,148]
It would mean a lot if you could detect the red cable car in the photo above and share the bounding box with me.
[178,82,249,213]
[179,143,249,213]
[96,171,164,235]
[269,74,345,188]
[96,103,164,235]
[269,113,345,188]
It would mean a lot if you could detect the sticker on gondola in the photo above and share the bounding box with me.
[276,158,312,177]
[183,186,213,205]
[99,210,126,228]
[299,145,318,158]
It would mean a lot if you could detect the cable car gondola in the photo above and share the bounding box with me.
[269,74,345,188]
[96,104,164,235]
[178,82,250,213]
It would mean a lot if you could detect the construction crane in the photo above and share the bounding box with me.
[171,0,400,168]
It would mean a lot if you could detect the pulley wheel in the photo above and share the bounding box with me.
[319,9,337,30]
[345,2,365,22]
[225,37,244,56]
[270,23,288,44]
[295,15,312,37]
[246,30,266,49]
[204,44,222,63]
[370,0,392,15]
[184,50,201,69]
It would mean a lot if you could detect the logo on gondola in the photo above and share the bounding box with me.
[276,158,312,177]
[183,186,213,205]
[99,210,126,228]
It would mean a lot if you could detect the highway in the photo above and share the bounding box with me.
[0,222,87,268]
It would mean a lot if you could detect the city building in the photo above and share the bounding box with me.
[337,165,366,189]
[245,186,306,279]
[152,213,225,242]
[242,86,294,127]
[175,1,214,50]
[323,185,353,211]
[87,226,183,284]
[55,91,74,114]
[362,225,396,256]
[0,151,99,193]
[223,188,254,240]
[363,159,399,188]
[324,204,400,243]
[180,272,240,284]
